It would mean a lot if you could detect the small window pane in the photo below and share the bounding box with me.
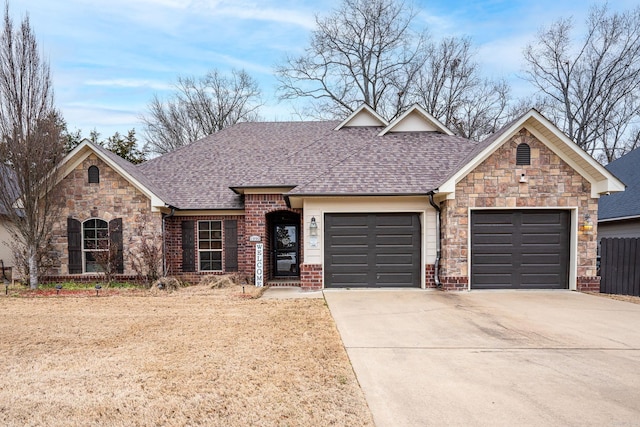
[211,241,222,250]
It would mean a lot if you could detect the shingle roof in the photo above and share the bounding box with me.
[90,142,173,205]
[138,121,479,209]
[599,148,640,220]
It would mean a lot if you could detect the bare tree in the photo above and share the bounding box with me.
[0,4,64,289]
[409,36,511,140]
[141,69,262,155]
[276,0,427,120]
[523,4,640,163]
[128,212,163,287]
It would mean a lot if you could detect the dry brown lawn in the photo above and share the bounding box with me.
[0,284,373,426]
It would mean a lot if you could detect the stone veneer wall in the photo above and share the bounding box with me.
[50,154,161,276]
[440,129,599,291]
[164,214,246,284]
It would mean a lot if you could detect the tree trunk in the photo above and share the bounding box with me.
[29,248,38,290]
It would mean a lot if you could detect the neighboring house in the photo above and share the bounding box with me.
[0,165,16,279]
[598,147,640,239]
[42,104,623,291]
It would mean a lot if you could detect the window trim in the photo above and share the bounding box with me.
[197,220,223,272]
[82,218,109,273]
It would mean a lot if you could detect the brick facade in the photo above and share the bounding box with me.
[300,264,323,290]
[164,214,246,284]
[242,194,303,282]
[440,129,599,291]
[50,154,161,277]
[425,264,437,288]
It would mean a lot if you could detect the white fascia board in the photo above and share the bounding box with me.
[522,114,625,197]
[439,109,625,199]
[334,104,388,130]
[58,141,166,210]
[379,104,454,136]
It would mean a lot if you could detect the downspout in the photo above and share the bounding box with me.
[428,192,443,288]
[162,206,176,277]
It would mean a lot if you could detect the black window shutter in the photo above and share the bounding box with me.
[516,143,531,165]
[182,220,195,272]
[224,220,238,272]
[67,218,82,274]
[109,218,124,274]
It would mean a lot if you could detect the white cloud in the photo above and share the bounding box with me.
[84,79,172,91]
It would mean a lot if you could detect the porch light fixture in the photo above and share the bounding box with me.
[581,213,594,233]
[309,216,318,236]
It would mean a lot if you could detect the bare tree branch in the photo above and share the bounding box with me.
[523,4,640,162]
[275,0,427,119]
[141,69,262,155]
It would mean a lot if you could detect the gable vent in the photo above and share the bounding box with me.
[88,165,100,183]
[516,143,531,165]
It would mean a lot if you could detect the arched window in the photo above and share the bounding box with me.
[516,143,531,165]
[83,218,108,272]
[88,165,100,183]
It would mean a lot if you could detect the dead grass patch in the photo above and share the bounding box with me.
[0,287,373,426]
[585,291,640,305]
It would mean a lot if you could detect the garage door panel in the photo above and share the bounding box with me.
[473,254,513,266]
[376,272,414,284]
[472,234,513,245]
[325,213,421,288]
[473,273,513,286]
[521,253,562,264]
[329,254,368,266]
[471,210,569,289]
[376,236,415,247]
[328,273,369,286]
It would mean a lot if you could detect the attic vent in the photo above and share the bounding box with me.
[88,165,100,183]
[516,143,531,166]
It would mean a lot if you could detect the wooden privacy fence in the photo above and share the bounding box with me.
[599,238,640,296]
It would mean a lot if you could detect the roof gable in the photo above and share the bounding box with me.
[438,109,625,199]
[379,104,453,136]
[59,140,168,210]
[334,104,388,130]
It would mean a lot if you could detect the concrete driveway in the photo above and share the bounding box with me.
[324,290,640,427]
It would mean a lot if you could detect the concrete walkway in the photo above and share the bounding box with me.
[324,289,640,427]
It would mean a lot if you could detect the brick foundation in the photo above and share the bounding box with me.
[441,276,469,291]
[300,264,323,290]
[577,276,600,292]
[425,264,437,288]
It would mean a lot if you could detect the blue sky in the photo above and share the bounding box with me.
[11,0,637,140]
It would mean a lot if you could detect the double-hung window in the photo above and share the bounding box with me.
[198,220,222,271]
[83,218,109,272]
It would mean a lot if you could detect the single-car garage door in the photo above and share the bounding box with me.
[471,210,570,289]
[325,213,421,288]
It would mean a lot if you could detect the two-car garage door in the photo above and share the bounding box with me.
[323,210,570,289]
[471,210,570,289]
[324,213,421,288]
